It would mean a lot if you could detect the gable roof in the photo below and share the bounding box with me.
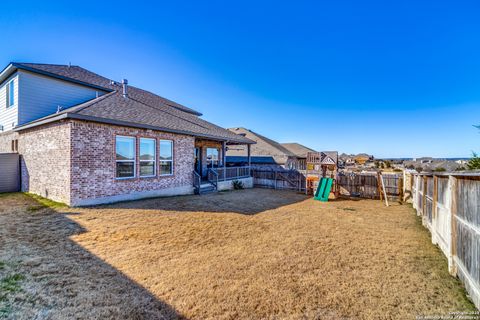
[5,63,253,144]
[281,143,316,158]
[10,62,202,116]
[227,128,296,160]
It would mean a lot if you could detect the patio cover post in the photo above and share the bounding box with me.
[247,144,251,174]
[222,141,227,181]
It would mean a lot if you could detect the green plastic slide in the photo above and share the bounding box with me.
[314,177,333,202]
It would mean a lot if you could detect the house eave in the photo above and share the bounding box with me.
[14,113,255,144]
[10,63,113,92]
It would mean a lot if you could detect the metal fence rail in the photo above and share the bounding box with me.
[251,169,305,191]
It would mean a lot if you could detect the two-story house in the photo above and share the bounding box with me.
[0,63,254,206]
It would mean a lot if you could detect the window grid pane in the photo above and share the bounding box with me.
[116,136,135,160]
[160,140,173,160]
[116,162,135,178]
[140,138,155,161]
[159,161,173,175]
[140,161,155,177]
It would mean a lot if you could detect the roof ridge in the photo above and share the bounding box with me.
[128,95,211,131]
[128,85,201,116]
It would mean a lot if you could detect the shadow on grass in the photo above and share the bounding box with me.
[95,188,310,215]
[0,193,185,319]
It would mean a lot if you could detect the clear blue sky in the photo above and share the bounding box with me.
[2,0,479,158]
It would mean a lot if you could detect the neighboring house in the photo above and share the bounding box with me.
[0,62,254,205]
[338,153,355,167]
[281,143,316,170]
[354,153,372,165]
[226,127,310,170]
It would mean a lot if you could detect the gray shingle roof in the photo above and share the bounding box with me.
[11,63,253,144]
[13,62,202,116]
[281,143,316,158]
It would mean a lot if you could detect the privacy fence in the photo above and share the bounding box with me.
[409,172,480,309]
[251,169,404,200]
[337,173,403,200]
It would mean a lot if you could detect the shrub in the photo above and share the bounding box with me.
[434,167,446,172]
[232,180,244,190]
[415,166,423,173]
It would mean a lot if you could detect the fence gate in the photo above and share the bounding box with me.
[0,153,20,193]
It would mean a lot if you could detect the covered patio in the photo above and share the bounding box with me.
[193,138,253,192]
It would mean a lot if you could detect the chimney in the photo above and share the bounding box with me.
[122,79,128,98]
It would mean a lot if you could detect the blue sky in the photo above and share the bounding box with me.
[1,0,479,158]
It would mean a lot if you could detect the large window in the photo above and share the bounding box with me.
[6,80,14,108]
[206,148,219,168]
[159,140,173,175]
[140,138,156,177]
[116,136,136,178]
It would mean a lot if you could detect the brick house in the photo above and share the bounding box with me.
[0,63,254,206]
[226,127,316,170]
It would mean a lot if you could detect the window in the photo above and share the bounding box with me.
[206,148,219,168]
[6,80,14,107]
[11,139,18,152]
[139,138,156,177]
[116,136,136,178]
[159,140,173,175]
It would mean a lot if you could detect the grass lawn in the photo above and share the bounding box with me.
[0,189,476,319]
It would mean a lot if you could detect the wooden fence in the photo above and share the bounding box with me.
[251,169,305,191]
[409,172,480,309]
[337,173,403,200]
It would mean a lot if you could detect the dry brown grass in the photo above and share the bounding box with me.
[0,190,476,319]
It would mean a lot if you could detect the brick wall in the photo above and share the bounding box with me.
[0,131,18,153]
[18,121,72,204]
[70,120,195,205]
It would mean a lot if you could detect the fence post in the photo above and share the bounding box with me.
[398,175,404,203]
[274,170,277,190]
[423,176,427,222]
[448,175,458,276]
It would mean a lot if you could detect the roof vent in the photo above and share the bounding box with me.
[122,79,128,98]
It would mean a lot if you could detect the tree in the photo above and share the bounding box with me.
[467,152,480,170]
[466,125,480,170]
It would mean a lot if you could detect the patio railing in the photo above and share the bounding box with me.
[207,168,218,188]
[193,171,201,194]
[215,166,251,181]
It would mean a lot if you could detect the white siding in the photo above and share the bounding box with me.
[0,73,19,132]
[18,70,106,125]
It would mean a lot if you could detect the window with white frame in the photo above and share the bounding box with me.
[116,136,136,178]
[159,140,173,175]
[139,138,156,177]
[6,80,14,108]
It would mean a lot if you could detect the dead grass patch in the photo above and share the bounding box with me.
[0,189,476,319]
